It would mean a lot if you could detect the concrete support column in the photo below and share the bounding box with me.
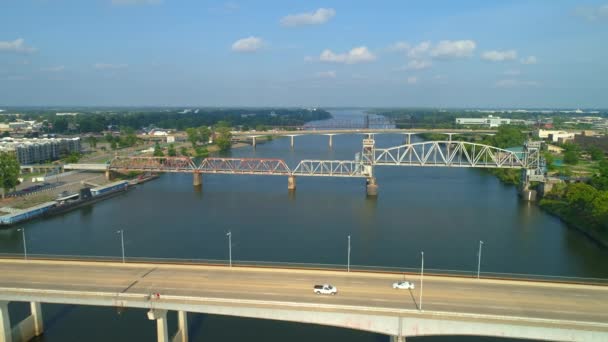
[147,309,169,342]
[287,175,296,191]
[252,137,257,148]
[366,177,378,196]
[328,134,334,149]
[0,301,11,342]
[105,170,113,181]
[172,311,188,342]
[390,336,405,342]
[193,172,202,187]
[290,136,295,149]
[30,302,43,337]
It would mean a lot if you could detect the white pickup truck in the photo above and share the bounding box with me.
[313,284,337,295]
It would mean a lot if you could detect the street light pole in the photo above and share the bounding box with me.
[227,231,232,268]
[18,228,27,260]
[477,240,484,279]
[347,235,351,272]
[116,230,125,263]
[419,251,424,311]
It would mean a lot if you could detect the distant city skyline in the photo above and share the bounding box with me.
[1,0,607,107]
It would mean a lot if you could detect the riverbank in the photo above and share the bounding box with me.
[539,199,608,248]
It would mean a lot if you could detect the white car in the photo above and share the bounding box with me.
[392,281,415,289]
[314,284,338,295]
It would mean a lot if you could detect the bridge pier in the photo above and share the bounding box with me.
[147,309,169,342]
[366,177,378,196]
[105,170,113,181]
[390,336,405,342]
[288,175,296,191]
[193,172,202,188]
[0,301,11,342]
[172,311,188,342]
[252,136,257,148]
[0,301,44,342]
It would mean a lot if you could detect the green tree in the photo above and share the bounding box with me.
[588,146,605,161]
[0,152,20,198]
[86,136,98,148]
[105,133,114,143]
[215,127,232,151]
[110,141,118,150]
[153,142,164,157]
[180,146,190,157]
[195,146,209,158]
[64,152,81,163]
[544,152,556,171]
[168,144,177,157]
[198,126,211,144]
[186,128,199,147]
[563,150,579,165]
[482,126,525,149]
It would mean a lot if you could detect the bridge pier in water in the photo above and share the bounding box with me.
[105,170,113,181]
[390,336,405,342]
[193,172,202,188]
[0,301,44,342]
[366,177,378,196]
[288,175,296,191]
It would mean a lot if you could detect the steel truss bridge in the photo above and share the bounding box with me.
[106,138,544,181]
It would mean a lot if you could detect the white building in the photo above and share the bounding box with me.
[537,129,576,143]
[0,137,81,164]
[56,112,79,116]
[455,115,511,128]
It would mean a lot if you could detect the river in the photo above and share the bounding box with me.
[1,109,607,341]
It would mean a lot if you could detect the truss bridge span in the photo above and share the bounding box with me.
[90,137,546,199]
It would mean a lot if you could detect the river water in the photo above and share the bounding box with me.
[1,109,607,341]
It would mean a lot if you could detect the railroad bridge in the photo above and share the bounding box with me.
[73,136,545,199]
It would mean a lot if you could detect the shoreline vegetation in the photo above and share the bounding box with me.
[416,128,608,249]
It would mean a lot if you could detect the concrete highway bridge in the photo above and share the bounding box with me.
[0,258,606,342]
[64,135,545,199]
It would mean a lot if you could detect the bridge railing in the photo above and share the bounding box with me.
[1,253,606,286]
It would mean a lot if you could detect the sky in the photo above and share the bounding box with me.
[0,0,607,108]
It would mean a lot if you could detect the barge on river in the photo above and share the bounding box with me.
[0,180,130,226]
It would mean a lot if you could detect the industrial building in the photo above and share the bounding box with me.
[455,115,511,127]
[0,137,81,164]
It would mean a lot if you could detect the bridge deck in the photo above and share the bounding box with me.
[0,259,606,340]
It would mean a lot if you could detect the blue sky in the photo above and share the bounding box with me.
[0,0,607,108]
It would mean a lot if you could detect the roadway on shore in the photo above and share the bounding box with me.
[1,259,607,327]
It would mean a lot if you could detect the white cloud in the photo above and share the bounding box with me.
[231,36,263,53]
[41,66,65,72]
[495,79,539,88]
[0,38,36,54]
[481,50,518,62]
[407,76,418,84]
[403,60,432,70]
[408,41,431,58]
[520,56,538,65]
[430,40,476,59]
[319,46,376,64]
[315,71,336,79]
[94,63,128,70]
[280,8,336,27]
[503,69,521,76]
[111,0,162,5]
[388,41,410,52]
[575,4,608,21]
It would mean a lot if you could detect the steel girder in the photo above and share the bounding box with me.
[109,156,197,172]
[198,158,291,175]
[291,160,366,177]
[373,141,534,169]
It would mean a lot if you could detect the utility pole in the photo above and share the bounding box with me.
[227,231,232,268]
[477,240,484,279]
[419,251,424,311]
[117,230,125,263]
[18,228,27,260]
[347,235,351,272]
